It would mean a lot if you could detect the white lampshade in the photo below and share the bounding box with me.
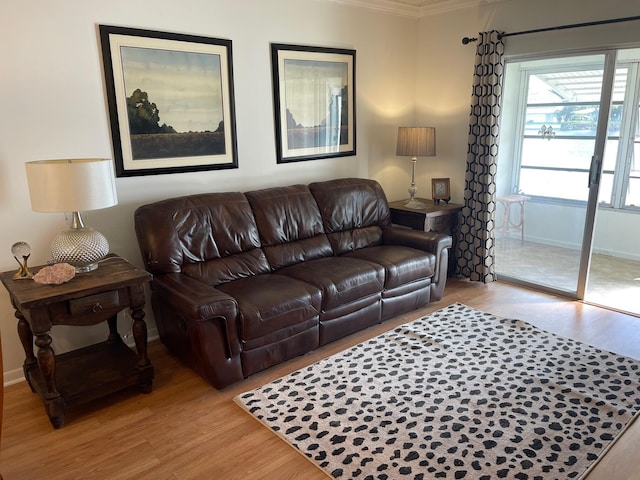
[396,127,436,157]
[25,158,118,213]
[24,158,118,272]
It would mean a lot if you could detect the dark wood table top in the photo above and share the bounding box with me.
[0,255,151,309]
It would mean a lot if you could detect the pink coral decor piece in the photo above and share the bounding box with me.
[33,263,76,285]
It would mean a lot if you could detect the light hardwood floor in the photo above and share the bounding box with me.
[2,278,640,479]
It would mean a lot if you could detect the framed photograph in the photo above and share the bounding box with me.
[271,43,356,163]
[99,25,238,177]
[432,178,451,204]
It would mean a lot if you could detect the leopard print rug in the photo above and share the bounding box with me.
[235,303,640,479]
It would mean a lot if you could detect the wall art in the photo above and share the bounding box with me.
[271,43,356,163]
[100,25,238,176]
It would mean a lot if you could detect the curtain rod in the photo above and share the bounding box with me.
[461,15,640,45]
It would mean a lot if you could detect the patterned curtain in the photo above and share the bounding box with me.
[457,31,505,282]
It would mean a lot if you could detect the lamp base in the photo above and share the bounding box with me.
[404,198,426,209]
[74,262,100,273]
[406,183,425,209]
[51,226,109,273]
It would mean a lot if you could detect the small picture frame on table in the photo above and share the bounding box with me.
[432,178,451,204]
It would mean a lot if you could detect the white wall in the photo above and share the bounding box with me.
[0,0,419,383]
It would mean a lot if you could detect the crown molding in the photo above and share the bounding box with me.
[420,0,507,16]
[323,0,509,17]
[323,0,420,17]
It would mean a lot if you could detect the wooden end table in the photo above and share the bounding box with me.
[388,198,463,276]
[0,254,153,428]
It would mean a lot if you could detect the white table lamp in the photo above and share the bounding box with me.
[25,158,118,272]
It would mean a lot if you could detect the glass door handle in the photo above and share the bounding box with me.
[588,155,601,187]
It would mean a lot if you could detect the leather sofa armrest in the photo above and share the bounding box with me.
[382,226,452,254]
[153,273,237,320]
[382,226,452,300]
[152,273,240,358]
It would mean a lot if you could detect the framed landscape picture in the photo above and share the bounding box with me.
[271,44,356,163]
[99,25,238,176]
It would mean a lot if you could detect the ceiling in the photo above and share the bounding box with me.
[323,0,510,17]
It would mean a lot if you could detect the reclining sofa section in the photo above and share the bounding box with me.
[134,178,452,389]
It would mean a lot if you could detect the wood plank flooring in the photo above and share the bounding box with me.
[2,278,640,479]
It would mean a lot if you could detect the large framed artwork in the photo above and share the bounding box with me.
[271,43,356,163]
[99,25,238,177]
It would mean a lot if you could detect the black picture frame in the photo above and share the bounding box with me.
[99,25,238,177]
[271,43,356,163]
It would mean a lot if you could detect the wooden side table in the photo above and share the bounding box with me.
[0,254,153,428]
[388,198,463,276]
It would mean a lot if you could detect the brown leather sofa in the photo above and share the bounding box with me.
[134,178,452,389]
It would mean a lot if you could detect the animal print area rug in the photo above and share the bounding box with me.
[234,303,640,480]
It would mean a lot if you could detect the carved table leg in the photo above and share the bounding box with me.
[131,305,153,393]
[34,332,65,428]
[131,306,149,368]
[107,315,121,344]
[15,309,37,393]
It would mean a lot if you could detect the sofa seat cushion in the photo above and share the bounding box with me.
[278,256,384,311]
[345,246,436,290]
[217,274,321,346]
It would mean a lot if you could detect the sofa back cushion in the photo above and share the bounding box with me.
[134,192,270,286]
[309,178,392,255]
[246,185,333,270]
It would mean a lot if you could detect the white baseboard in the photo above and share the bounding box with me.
[591,247,640,262]
[517,234,640,262]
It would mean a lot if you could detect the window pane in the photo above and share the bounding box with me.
[521,138,594,170]
[602,138,619,171]
[599,172,614,204]
[599,139,619,205]
[519,168,589,200]
[554,105,599,136]
[627,177,640,207]
[608,103,624,137]
[528,70,604,103]
[524,105,601,137]
[524,106,560,136]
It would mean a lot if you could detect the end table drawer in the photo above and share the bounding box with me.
[68,290,121,316]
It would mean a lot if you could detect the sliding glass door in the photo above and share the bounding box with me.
[496,52,616,297]
[586,49,640,315]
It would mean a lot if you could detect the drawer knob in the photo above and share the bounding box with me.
[92,302,103,313]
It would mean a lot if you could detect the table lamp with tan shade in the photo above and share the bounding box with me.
[396,126,436,209]
[25,158,118,272]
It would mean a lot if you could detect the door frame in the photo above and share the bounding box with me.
[498,49,619,300]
